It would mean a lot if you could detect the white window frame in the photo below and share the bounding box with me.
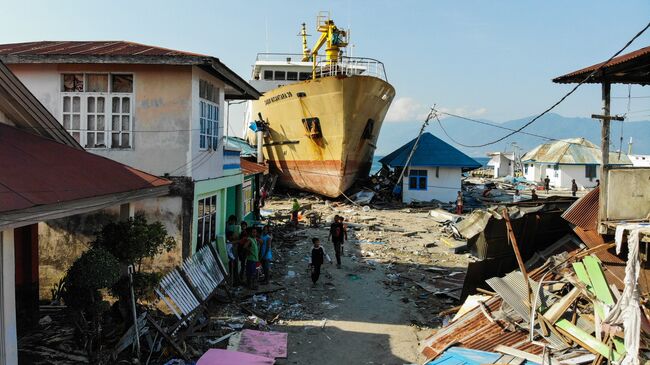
[59,73,134,149]
[199,99,219,151]
[197,194,218,249]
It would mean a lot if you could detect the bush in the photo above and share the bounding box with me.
[62,247,120,310]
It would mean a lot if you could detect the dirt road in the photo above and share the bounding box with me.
[270,225,426,364]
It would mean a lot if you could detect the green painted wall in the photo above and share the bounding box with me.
[192,173,243,263]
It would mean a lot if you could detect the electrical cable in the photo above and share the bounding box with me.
[433,20,650,148]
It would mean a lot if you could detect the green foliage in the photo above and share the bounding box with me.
[62,247,120,310]
[92,213,176,268]
[110,271,162,303]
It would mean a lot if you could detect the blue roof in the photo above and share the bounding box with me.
[379,132,481,169]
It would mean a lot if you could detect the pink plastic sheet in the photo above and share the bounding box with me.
[197,349,274,365]
[237,329,288,359]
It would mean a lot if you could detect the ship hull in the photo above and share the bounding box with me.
[248,75,395,197]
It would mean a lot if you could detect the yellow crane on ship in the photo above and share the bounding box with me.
[300,12,349,78]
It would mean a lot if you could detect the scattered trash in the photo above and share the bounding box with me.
[347,274,361,281]
[286,270,296,278]
[38,315,52,326]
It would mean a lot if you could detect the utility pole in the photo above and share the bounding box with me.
[393,108,434,194]
[591,82,624,233]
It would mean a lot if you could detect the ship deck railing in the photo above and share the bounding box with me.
[255,53,388,82]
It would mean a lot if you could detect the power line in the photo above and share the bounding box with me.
[433,20,650,148]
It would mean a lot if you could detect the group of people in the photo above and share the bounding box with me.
[225,215,273,290]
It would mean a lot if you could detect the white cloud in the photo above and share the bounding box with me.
[384,97,428,123]
[385,97,488,123]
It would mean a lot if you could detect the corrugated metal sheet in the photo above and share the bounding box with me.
[0,41,206,57]
[521,139,631,165]
[553,46,650,84]
[0,123,170,213]
[379,132,481,169]
[240,158,268,176]
[562,187,599,230]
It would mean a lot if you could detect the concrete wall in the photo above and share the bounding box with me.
[558,164,599,190]
[0,229,17,365]
[8,64,194,177]
[523,163,542,183]
[190,66,226,181]
[37,196,183,300]
[402,167,461,204]
[606,167,650,220]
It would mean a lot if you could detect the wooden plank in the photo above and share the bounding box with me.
[555,319,622,361]
[582,256,615,305]
[543,287,580,324]
[572,262,594,293]
[494,345,560,365]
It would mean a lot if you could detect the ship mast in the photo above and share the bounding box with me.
[301,12,349,79]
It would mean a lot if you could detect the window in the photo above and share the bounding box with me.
[585,165,597,181]
[286,71,298,81]
[60,73,133,148]
[263,70,273,80]
[524,164,529,174]
[299,72,311,80]
[408,169,427,190]
[197,195,217,249]
[199,79,219,103]
[243,180,253,215]
[274,71,286,80]
[199,100,219,150]
[301,117,322,138]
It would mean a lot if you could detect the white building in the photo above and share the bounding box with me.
[522,138,631,189]
[379,133,481,203]
[629,154,650,167]
[0,41,261,292]
[487,152,515,177]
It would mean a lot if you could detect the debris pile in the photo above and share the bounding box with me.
[420,224,650,364]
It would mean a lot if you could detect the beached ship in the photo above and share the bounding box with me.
[245,13,395,197]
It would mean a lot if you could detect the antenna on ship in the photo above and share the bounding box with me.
[299,23,311,60]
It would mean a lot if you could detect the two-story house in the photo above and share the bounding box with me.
[0,41,261,290]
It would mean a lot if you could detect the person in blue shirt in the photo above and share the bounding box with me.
[260,225,273,284]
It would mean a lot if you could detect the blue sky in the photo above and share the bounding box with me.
[1,1,649,129]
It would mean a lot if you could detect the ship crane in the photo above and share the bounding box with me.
[301,14,348,78]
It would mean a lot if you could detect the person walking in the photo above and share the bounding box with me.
[571,179,578,197]
[308,238,332,287]
[328,215,347,268]
[544,176,551,191]
[456,191,464,214]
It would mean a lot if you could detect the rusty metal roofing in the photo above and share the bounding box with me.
[553,45,650,85]
[0,41,261,100]
[522,138,631,165]
[240,158,268,176]
[562,187,599,230]
[0,41,207,57]
[0,123,170,214]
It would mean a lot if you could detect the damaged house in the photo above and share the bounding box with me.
[0,41,261,291]
[0,59,171,365]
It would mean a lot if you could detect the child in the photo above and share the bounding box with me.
[260,225,273,284]
[225,231,237,285]
[246,227,260,289]
[308,238,332,287]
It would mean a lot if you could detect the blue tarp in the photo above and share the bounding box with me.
[426,347,539,365]
[379,133,481,169]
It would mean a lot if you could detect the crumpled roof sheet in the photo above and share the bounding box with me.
[522,138,631,165]
[0,123,170,213]
[562,187,599,231]
[240,158,268,176]
[0,41,207,57]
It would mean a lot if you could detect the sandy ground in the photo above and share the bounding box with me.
[250,197,472,365]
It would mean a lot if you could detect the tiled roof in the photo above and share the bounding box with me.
[0,123,170,214]
[379,132,481,169]
[0,41,207,57]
